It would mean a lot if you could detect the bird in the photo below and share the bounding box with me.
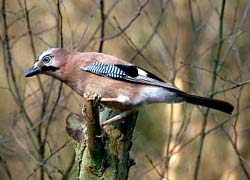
[25,48,234,124]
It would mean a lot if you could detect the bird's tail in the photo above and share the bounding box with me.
[179,93,234,114]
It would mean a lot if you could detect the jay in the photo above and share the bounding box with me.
[25,48,234,124]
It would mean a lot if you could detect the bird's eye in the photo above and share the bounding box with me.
[42,54,54,64]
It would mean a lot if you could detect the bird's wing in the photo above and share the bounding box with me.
[80,62,182,93]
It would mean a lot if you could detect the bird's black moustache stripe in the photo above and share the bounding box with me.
[41,66,59,72]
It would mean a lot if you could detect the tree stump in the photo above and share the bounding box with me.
[66,92,138,180]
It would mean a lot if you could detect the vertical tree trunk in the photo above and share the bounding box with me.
[66,93,138,180]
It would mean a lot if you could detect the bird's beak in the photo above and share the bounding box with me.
[25,61,42,77]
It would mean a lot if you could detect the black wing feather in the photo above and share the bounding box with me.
[114,64,138,77]
[114,64,165,82]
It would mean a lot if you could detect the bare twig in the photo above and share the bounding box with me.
[23,0,44,94]
[102,0,150,41]
[180,61,236,85]
[129,0,169,62]
[0,155,13,180]
[75,0,120,50]
[98,0,105,52]
[212,114,250,179]
[56,0,63,48]
[26,140,70,180]
[211,80,250,96]
[160,104,174,178]
[145,155,168,180]
[112,15,167,79]
[193,1,226,179]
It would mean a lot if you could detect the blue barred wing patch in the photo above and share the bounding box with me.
[80,62,127,79]
[80,61,181,92]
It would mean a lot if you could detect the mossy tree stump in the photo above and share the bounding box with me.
[66,92,138,180]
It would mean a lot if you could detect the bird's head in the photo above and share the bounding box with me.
[25,48,68,78]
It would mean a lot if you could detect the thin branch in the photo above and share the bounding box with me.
[26,140,70,180]
[42,82,63,153]
[23,0,44,94]
[56,0,63,48]
[73,2,99,50]
[180,61,236,85]
[145,155,168,180]
[98,0,105,52]
[112,16,166,79]
[211,80,250,96]
[213,114,250,179]
[0,155,13,180]
[77,0,121,51]
[129,0,169,62]
[160,104,174,179]
[102,0,150,41]
[188,0,195,32]
[193,2,226,179]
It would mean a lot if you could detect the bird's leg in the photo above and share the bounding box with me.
[99,97,135,126]
[100,110,133,127]
[100,97,119,102]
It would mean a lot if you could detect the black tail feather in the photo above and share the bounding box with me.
[180,93,234,114]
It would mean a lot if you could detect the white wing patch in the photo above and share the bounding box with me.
[137,68,148,76]
[117,95,131,103]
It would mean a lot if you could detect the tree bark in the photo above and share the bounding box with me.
[66,92,138,180]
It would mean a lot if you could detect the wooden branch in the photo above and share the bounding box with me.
[83,92,104,162]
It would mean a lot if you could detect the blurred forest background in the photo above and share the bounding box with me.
[1,0,250,179]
